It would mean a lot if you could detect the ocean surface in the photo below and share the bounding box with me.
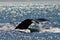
[0,3,60,40]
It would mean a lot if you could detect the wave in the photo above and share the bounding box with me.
[0,22,60,33]
[0,4,60,33]
[40,28,60,33]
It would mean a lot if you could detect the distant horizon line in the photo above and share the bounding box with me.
[0,1,59,6]
[0,0,60,2]
[0,0,60,3]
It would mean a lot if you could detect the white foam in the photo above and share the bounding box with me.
[0,23,30,33]
[38,22,60,33]
[0,23,15,31]
[0,22,60,33]
[15,29,30,33]
[40,27,60,33]
[0,26,15,31]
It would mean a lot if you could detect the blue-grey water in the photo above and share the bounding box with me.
[0,4,60,40]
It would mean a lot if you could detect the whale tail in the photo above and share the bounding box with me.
[15,19,33,29]
[15,18,49,29]
[15,18,50,32]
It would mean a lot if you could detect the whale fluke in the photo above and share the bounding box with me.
[33,18,49,23]
[15,18,49,32]
[15,19,33,29]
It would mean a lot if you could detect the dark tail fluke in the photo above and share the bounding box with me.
[15,19,33,29]
[33,18,49,23]
[15,18,49,29]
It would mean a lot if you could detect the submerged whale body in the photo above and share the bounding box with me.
[15,18,49,32]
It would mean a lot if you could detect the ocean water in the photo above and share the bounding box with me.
[0,3,60,40]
